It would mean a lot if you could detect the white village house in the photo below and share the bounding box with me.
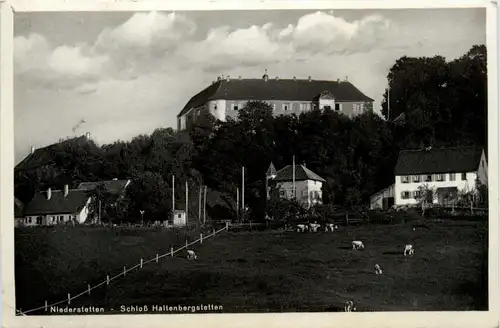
[393,146,487,206]
[23,185,92,226]
[271,163,326,208]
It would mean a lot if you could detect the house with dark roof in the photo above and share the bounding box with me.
[393,146,487,206]
[77,179,131,196]
[270,163,326,208]
[177,71,374,130]
[15,133,92,173]
[22,185,92,226]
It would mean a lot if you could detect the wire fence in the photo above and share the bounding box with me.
[16,223,230,316]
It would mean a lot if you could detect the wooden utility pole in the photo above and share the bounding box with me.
[236,187,239,221]
[203,185,207,225]
[185,180,189,225]
[172,175,175,222]
[242,166,245,211]
[198,186,202,222]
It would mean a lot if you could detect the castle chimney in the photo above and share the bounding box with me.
[337,78,340,83]
[217,76,221,82]
[64,184,69,197]
[226,75,230,81]
[85,132,91,140]
[30,146,35,154]
[275,76,279,80]
[345,76,349,82]
[293,76,296,81]
[308,76,312,82]
[47,188,52,200]
[238,76,242,80]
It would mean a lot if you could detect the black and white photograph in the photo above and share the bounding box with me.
[1,0,498,326]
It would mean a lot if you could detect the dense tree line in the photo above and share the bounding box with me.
[14,45,487,223]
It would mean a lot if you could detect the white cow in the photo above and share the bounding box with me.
[344,301,356,312]
[297,224,309,232]
[404,244,414,256]
[324,223,336,232]
[309,222,321,232]
[352,240,364,250]
[374,264,383,275]
[187,249,198,260]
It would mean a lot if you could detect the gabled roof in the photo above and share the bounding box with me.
[24,189,91,216]
[274,164,326,183]
[14,197,24,218]
[178,78,374,117]
[77,179,131,195]
[15,136,89,172]
[394,146,484,176]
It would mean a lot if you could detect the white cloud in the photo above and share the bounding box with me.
[48,45,108,76]
[14,10,485,162]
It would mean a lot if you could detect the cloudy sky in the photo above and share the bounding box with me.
[14,8,486,163]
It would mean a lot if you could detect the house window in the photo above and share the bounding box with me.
[461,173,467,181]
[413,191,420,199]
[178,214,182,218]
[436,174,445,182]
[401,191,410,199]
[214,104,217,110]
[305,104,311,111]
[283,104,290,111]
[449,173,456,181]
[412,175,421,183]
[425,175,433,182]
[335,103,341,111]
[401,176,409,183]
[233,103,239,111]
[279,190,286,198]
[299,104,304,111]
[272,104,276,111]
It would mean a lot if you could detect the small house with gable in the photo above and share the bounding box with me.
[23,185,92,226]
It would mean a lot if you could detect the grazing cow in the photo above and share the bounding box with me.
[344,301,356,312]
[309,222,321,232]
[187,249,198,260]
[297,224,309,232]
[374,264,383,275]
[404,244,414,256]
[325,223,335,232]
[352,240,364,250]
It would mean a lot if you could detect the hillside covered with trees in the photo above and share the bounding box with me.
[14,45,487,224]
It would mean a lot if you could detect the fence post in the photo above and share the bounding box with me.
[200,233,203,244]
[345,214,349,225]
[140,259,143,269]
[213,228,215,236]
[171,247,174,257]
[45,300,48,311]
[226,221,229,230]
[68,293,71,305]
[185,239,188,249]
[156,254,159,263]
[107,275,110,285]
[88,284,91,295]
[124,266,126,276]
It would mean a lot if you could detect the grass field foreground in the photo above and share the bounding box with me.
[15,220,488,313]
